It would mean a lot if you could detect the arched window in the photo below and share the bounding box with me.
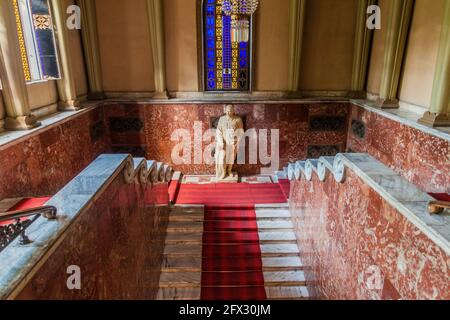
[203,0,252,92]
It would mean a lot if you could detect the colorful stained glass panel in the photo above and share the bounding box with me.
[203,0,251,91]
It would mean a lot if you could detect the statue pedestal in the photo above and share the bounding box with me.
[213,173,239,184]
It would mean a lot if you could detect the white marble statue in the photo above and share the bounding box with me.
[215,105,244,181]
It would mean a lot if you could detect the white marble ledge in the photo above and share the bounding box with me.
[339,153,450,255]
[351,99,450,142]
[0,154,131,299]
[0,101,100,151]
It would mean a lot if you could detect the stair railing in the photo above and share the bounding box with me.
[0,206,57,252]
[428,201,450,215]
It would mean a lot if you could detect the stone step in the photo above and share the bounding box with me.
[263,271,306,286]
[255,209,291,219]
[257,221,294,230]
[165,232,203,244]
[157,287,201,300]
[265,286,310,300]
[156,286,309,301]
[161,256,304,273]
[167,221,203,233]
[158,270,306,288]
[169,215,292,223]
[260,244,300,255]
[165,231,297,245]
[158,272,201,288]
[163,244,301,258]
[259,231,297,242]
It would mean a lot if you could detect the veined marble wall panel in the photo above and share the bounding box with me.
[347,104,450,193]
[103,103,350,175]
[0,107,110,200]
[290,170,449,300]
[15,170,169,299]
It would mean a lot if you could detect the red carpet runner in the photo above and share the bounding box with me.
[176,183,287,206]
[175,182,290,300]
[201,205,267,300]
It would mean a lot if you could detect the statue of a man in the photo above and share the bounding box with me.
[215,105,244,180]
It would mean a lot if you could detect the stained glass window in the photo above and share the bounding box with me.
[204,0,251,91]
[14,0,60,82]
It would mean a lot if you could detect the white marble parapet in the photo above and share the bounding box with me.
[351,99,450,142]
[0,154,145,299]
[289,152,450,255]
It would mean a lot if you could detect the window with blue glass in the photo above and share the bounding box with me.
[15,0,60,82]
[203,0,251,91]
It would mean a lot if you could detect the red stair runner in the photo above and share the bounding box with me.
[176,183,287,206]
[201,205,267,300]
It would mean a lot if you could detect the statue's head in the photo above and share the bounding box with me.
[224,104,235,117]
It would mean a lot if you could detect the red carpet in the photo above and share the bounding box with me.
[201,205,267,300]
[177,181,288,300]
[168,178,181,204]
[177,183,287,206]
[429,193,450,202]
[0,197,51,227]
[278,179,291,200]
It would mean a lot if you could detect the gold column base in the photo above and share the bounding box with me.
[418,111,450,127]
[4,115,41,131]
[58,99,81,111]
[374,98,400,109]
[152,91,169,100]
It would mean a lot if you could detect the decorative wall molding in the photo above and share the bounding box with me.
[376,0,414,109]
[78,0,105,100]
[351,0,376,92]
[288,0,306,92]
[419,0,450,127]
[50,0,80,111]
[0,0,39,130]
[147,0,168,99]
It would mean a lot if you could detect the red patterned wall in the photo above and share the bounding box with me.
[290,171,449,300]
[16,173,169,300]
[104,103,350,175]
[347,104,450,193]
[0,107,110,200]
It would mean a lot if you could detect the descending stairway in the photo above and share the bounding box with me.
[157,203,309,300]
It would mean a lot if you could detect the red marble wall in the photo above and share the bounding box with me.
[104,103,350,175]
[0,107,110,200]
[15,172,169,300]
[290,172,449,300]
[347,104,450,193]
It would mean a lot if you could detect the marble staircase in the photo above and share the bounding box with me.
[157,204,309,300]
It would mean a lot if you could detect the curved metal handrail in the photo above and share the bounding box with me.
[0,205,57,251]
[0,205,57,222]
[428,201,450,215]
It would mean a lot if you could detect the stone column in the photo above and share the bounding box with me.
[419,0,450,127]
[78,0,105,100]
[0,0,39,130]
[351,0,376,96]
[51,0,80,110]
[288,0,306,93]
[147,0,169,99]
[376,0,414,108]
